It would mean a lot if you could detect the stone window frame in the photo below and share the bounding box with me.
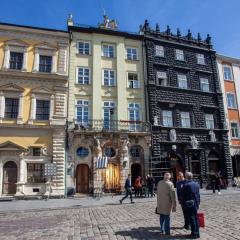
[76,66,91,85]
[162,110,173,127]
[0,84,24,124]
[180,111,191,128]
[102,43,115,58]
[155,45,165,57]
[32,44,57,74]
[226,92,237,109]
[77,40,91,55]
[127,72,140,89]
[230,121,240,139]
[205,113,215,129]
[196,53,205,65]
[3,40,28,72]
[177,74,188,89]
[175,49,184,61]
[29,89,54,125]
[200,77,210,92]
[156,71,168,86]
[125,47,138,61]
[102,69,116,86]
[75,99,89,125]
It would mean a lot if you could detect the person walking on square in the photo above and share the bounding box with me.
[156,172,176,235]
[147,174,155,198]
[176,172,189,230]
[209,170,221,194]
[119,174,134,204]
[181,172,200,239]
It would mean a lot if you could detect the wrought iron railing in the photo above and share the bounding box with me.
[73,119,151,132]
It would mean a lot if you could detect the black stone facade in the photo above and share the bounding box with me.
[142,21,233,184]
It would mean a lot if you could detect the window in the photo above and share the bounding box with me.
[156,71,167,86]
[227,93,237,109]
[205,114,214,129]
[130,146,142,158]
[103,101,115,130]
[76,147,89,157]
[39,55,52,73]
[33,148,41,156]
[231,122,239,138]
[128,103,141,131]
[176,49,184,61]
[128,73,140,88]
[162,110,173,127]
[200,78,210,92]
[181,112,191,128]
[36,100,50,120]
[104,147,116,157]
[4,98,19,119]
[27,163,45,183]
[178,74,188,89]
[77,67,90,84]
[9,52,23,70]
[155,45,164,57]
[102,44,114,58]
[126,47,137,60]
[223,66,233,80]
[78,41,90,55]
[103,69,115,86]
[76,100,89,124]
[197,54,205,65]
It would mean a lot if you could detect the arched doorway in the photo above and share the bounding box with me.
[131,163,142,185]
[76,164,89,194]
[3,161,17,194]
[169,153,183,186]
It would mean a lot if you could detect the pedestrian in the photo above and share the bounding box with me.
[181,172,200,239]
[156,172,176,235]
[146,174,155,197]
[134,176,142,197]
[119,174,135,204]
[209,170,221,194]
[176,172,189,230]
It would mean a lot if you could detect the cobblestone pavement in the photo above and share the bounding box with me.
[0,193,240,240]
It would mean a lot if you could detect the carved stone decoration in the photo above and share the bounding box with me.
[169,129,177,142]
[190,135,198,149]
[41,146,48,156]
[120,138,130,168]
[67,131,74,148]
[94,137,102,157]
[209,130,216,142]
[23,147,31,156]
[153,116,158,126]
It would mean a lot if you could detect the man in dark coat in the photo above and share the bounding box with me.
[119,174,134,204]
[181,172,200,239]
[176,172,189,229]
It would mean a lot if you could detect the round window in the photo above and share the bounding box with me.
[76,147,89,157]
[104,147,116,157]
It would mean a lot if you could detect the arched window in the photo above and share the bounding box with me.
[76,147,89,157]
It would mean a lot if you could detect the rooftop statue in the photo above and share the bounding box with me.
[98,14,118,30]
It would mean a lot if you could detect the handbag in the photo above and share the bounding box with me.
[197,212,205,228]
[155,207,160,215]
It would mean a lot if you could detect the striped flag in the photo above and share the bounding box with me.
[96,156,108,169]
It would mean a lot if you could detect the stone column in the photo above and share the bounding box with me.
[22,48,28,72]
[51,128,65,196]
[16,156,27,196]
[119,137,130,192]
[51,52,57,74]
[58,43,67,75]
[17,93,24,124]
[29,94,36,124]
[0,161,3,197]
[3,46,10,69]
[32,48,39,72]
[0,93,5,122]
[49,95,55,124]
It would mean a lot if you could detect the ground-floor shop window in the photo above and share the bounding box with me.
[27,163,45,183]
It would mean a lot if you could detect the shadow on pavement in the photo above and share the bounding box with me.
[115,226,193,239]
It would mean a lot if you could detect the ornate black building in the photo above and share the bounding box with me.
[142,20,233,184]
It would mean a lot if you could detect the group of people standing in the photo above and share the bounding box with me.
[134,175,155,198]
[120,171,201,239]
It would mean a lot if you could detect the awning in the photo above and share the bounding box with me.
[230,147,240,156]
[96,156,108,169]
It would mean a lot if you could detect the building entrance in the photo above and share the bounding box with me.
[3,161,17,194]
[76,164,89,193]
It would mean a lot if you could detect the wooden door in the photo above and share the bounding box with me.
[76,164,89,193]
[3,161,17,194]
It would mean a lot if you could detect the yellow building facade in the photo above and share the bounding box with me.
[67,16,151,195]
[0,23,69,197]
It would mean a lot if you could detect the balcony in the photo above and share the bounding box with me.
[73,119,151,133]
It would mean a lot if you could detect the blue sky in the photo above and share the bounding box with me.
[1,0,239,58]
